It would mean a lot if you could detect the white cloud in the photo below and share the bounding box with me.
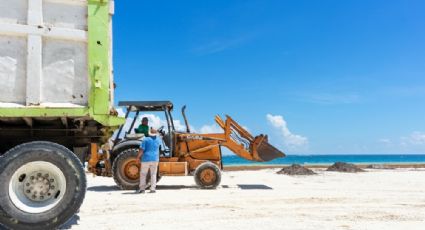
[200,124,223,134]
[372,132,425,153]
[141,114,163,129]
[172,119,189,132]
[401,132,425,145]
[266,114,308,150]
[111,117,134,139]
[199,122,250,134]
[116,108,126,117]
[378,138,392,144]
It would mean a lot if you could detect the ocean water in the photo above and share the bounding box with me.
[222,154,425,166]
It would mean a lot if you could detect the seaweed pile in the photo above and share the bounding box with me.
[277,164,316,175]
[327,162,364,173]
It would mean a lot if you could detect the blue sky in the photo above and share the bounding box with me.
[112,0,425,154]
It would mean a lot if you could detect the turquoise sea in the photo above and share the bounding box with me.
[222,154,425,166]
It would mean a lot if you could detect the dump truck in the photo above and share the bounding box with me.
[87,101,285,190]
[0,0,124,229]
[0,0,285,229]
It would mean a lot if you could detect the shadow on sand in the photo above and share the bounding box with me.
[59,214,80,229]
[87,184,272,194]
[156,185,199,190]
[87,185,121,192]
[121,185,199,194]
[237,184,273,190]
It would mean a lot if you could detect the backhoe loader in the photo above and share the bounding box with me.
[87,101,285,189]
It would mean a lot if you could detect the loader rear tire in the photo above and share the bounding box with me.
[0,141,86,230]
[112,148,160,190]
[194,162,221,189]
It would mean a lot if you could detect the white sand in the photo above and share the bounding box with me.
[64,168,425,230]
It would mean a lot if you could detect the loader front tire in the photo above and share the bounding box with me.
[0,141,86,230]
[112,148,160,190]
[194,162,221,189]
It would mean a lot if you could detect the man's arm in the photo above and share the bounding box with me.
[137,139,147,163]
[136,148,143,163]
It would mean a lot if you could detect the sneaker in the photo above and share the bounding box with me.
[136,189,145,194]
[149,190,156,193]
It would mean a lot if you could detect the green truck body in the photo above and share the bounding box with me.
[0,1,127,229]
[0,0,124,153]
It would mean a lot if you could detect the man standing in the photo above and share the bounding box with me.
[136,128,161,193]
[135,117,149,137]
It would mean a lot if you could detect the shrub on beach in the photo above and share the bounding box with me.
[277,164,316,175]
[327,162,364,173]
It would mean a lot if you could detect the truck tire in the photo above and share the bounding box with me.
[0,141,86,230]
[194,162,221,189]
[112,148,160,190]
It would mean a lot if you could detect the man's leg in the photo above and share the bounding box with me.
[149,162,159,191]
[139,163,150,191]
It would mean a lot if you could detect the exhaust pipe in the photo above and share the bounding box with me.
[181,105,191,133]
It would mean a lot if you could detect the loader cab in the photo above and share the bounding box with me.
[113,101,178,156]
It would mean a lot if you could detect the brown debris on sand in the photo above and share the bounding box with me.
[327,162,364,173]
[366,164,393,169]
[277,164,316,175]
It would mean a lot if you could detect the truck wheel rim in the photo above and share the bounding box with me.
[123,159,140,180]
[200,168,216,185]
[8,161,67,214]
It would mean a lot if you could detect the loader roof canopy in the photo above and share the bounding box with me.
[118,101,173,112]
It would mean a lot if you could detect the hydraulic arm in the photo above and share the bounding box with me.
[178,115,285,162]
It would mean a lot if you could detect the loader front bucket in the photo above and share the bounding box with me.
[216,115,286,162]
[254,137,285,161]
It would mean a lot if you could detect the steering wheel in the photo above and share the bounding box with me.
[157,126,165,136]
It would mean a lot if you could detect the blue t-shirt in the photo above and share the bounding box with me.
[140,136,160,162]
